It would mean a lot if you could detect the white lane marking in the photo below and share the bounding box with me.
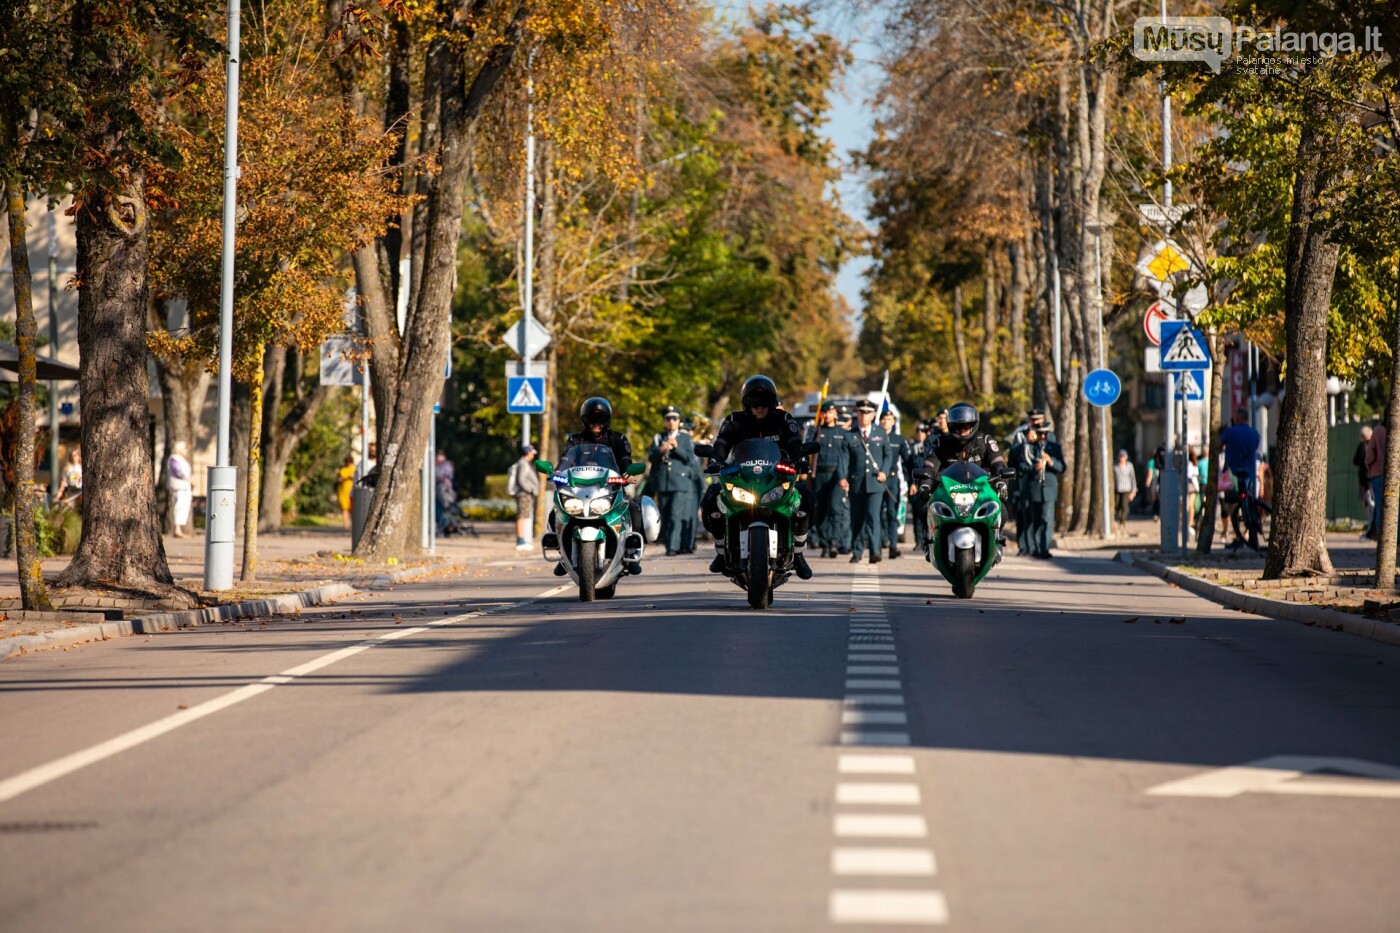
[832,848,937,877]
[847,665,899,676]
[834,814,928,838]
[1145,756,1400,799]
[843,710,908,726]
[830,891,949,925]
[843,695,904,706]
[846,678,902,690]
[0,583,574,804]
[840,730,911,747]
[837,782,922,805]
[840,754,916,774]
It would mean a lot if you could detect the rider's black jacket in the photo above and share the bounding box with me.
[710,409,805,464]
[562,429,634,470]
[922,431,1008,482]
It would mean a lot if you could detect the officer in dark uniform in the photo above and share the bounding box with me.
[559,397,642,575]
[1010,419,1066,558]
[805,401,852,558]
[648,405,697,556]
[879,408,910,559]
[920,402,1010,525]
[906,420,933,555]
[834,405,855,551]
[1009,409,1055,552]
[701,375,815,579]
[847,398,897,563]
[682,419,703,554]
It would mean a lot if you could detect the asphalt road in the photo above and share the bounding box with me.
[2,547,1398,932]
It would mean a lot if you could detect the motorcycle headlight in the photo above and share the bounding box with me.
[931,501,955,520]
[760,485,788,504]
[561,496,586,516]
[974,500,1000,519]
[952,491,977,516]
[727,484,757,505]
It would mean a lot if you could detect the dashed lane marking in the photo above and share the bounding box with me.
[830,891,950,925]
[832,848,937,876]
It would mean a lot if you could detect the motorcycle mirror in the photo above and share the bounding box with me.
[694,443,714,458]
[801,441,820,456]
[534,459,554,474]
[625,462,646,477]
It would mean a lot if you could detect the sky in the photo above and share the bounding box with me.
[715,1,888,319]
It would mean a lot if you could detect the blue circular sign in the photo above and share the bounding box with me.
[1083,368,1121,408]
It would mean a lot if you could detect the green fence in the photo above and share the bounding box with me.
[1326,421,1368,523]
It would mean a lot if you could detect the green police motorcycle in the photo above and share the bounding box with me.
[694,438,818,610]
[535,444,650,602]
[922,462,1008,599]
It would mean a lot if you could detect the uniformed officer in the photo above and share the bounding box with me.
[879,409,910,559]
[648,405,698,556]
[847,399,897,564]
[805,401,852,558]
[682,419,703,554]
[834,405,855,551]
[1009,409,1055,552]
[906,421,933,554]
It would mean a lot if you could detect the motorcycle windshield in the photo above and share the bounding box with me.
[941,462,988,485]
[727,438,783,470]
[558,443,620,473]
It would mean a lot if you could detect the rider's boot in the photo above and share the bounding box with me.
[792,534,814,580]
[553,562,567,576]
[709,543,726,574]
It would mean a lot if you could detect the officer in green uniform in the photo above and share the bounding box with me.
[805,401,853,558]
[647,405,697,555]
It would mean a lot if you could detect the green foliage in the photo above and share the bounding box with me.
[285,391,359,518]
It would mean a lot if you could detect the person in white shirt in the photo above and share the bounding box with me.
[167,442,193,537]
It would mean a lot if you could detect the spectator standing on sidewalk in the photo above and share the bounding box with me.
[1113,450,1136,531]
[1355,425,1373,536]
[1365,412,1387,540]
[507,444,541,550]
[336,454,356,528]
[57,447,82,503]
[167,442,193,537]
[434,452,456,534]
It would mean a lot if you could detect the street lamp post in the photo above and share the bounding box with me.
[203,0,241,591]
[1087,219,1113,539]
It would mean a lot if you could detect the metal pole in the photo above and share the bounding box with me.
[1157,0,1180,555]
[204,0,241,591]
[428,416,437,554]
[1051,250,1063,384]
[1093,226,1111,539]
[520,51,535,449]
[422,422,433,552]
[47,209,59,505]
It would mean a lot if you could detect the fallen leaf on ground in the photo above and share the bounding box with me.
[1121,617,1138,624]
[1170,617,1186,624]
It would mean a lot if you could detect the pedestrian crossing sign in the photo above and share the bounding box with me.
[1158,321,1210,371]
[507,376,546,414]
[1174,370,1205,401]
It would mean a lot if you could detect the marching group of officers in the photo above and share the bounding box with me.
[640,397,1069,564]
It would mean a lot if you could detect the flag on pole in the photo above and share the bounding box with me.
[878,369,890,416]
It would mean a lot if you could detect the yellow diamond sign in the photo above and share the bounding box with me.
[1146,242,1191,281]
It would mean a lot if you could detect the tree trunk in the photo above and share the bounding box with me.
[1197,330,1226,554]
[1376,287,1400,586]
[980,259,997,402]
[241,343,266,582]
[54,180,180,597]
[231,379,251,534]
[260,357,330,532]
[1009,236,1029,402]
[6,176,52,610]
[354,18,524,560]
[951,284,973,393]
[1264,127,1338,579]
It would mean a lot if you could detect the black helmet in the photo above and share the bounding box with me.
[946,402,979,437]
[580,397,613,429]
[740,375,779,411]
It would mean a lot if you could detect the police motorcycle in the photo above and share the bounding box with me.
[694,438,821,609]
[535,444,658,601]
[915,462,1015,599]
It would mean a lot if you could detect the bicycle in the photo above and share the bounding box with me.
[1227,469,1268,552]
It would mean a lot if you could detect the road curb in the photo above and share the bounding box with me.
[1115,551,1400,648]
[0,582,360,662]
[368,559,472,589]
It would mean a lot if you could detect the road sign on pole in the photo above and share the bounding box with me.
[1174,370,1205,401]
[503,317,551,360]
[1082,368,1121,408]
[1159,322,1211,371]
[1137,203,1192,227]
[1143,301,1172,346]
[507,376,546,414]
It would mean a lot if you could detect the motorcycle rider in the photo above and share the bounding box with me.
[920,402,1010,507]
[700,374,815,580]
[558,397,643,575]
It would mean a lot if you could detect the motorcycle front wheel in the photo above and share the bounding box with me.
[578,539,598,601]
[746,526,772,610]
[952,546,977,599]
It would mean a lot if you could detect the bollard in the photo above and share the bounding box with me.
[351,484,371,550]
[203,465,237,591]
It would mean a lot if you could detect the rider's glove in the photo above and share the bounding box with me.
[994,480,1009,500]
[705,460,722,474]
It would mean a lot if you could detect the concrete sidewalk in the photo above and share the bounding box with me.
[0,521,526,657]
